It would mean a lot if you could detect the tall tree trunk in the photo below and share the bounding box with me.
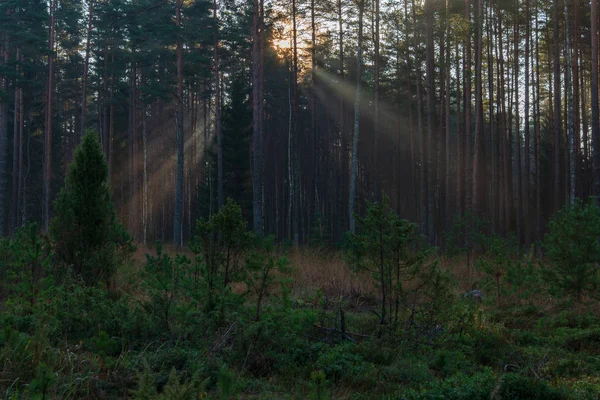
[553,0,561,212]
[487,3,496,233]
[534,0,542,238]
[292,0,299,243]
[444,0,451,231]
[337,0,346,236]
[0,34,8,236]
[373,0,380,199]
[514,4,522,244]
[425,0,435,240]
[524,0,531,245]
[214,0,223,211]
[405,0,416,219]
[43,0,56,232]
[593,0,600,200]
[455,40,463,219]
[413,0,426,234]
[564,0,575,204]
[252,0,264,236]
[11,48,20,234]
[174,0,184,245]
[80,0,94,140]
[472,0,483,216]
[464,0,472,212]
[349,0,364,234]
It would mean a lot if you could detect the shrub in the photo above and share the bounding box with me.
[543,199,600,301]
[498,373,566,400]
[50,131,134,287]
[190,199,252,314]
[345,198,431,327]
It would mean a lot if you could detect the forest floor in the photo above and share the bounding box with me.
[3,246,600,399]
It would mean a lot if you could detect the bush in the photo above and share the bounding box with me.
[50,131,134,287]
[543,199,600,301]
[345,198,432,327]
[190,198,252,316]
[498,373,567,400]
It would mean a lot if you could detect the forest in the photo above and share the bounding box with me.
[2,0,600,398]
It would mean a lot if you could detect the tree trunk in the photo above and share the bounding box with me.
[464,0,472,212]
[472,0,483,216]
[373,0,380,200]
[349,0,364,234]
[252,0,264,236]
[524,0,531,245]
[11,48,20,234]
[553,0,561,212]
[214,0,223,211]
[80,0,94,140]
[564,0,575,204]
[43,0,56,232]
[413,0,426,234]
[174,0,184,245]
[593,0,600,200]
[425,0,435,240]
[0,33,8,236]
[514,4,522,244]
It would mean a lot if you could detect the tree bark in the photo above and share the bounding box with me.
[252,0,264,236]
[553,0,561,212]
[43,0,56,232]
[80,0,94,140]
[174,0,184,245]
[349,0,364,234]
[0,33,8,236]
[593,0,600,200]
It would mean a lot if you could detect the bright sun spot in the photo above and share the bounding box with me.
[272,21,293,56]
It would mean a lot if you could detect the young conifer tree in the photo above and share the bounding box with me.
[50,130,134,286]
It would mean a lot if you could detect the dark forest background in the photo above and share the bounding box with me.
[1,0,599,247]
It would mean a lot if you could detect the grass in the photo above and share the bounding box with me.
[3,245,600,399]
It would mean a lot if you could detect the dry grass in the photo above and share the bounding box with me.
[289,247,373,301]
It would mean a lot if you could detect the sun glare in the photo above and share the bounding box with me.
[273,21,293,56]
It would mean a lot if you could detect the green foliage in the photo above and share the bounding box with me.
[401,369,497,400]
[27,363,56,400]
[543,199,600,301]
[190,199,252,317]
[497,373,567,400]
[445,212,489,256]
[345,198,436,327]
[1,223,52,310]
[142,242,190,339]
[246,236,292,321]
[309,370,330,400]
[133,367,208,400]
[50,131,135,287]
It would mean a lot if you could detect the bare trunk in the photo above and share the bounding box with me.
[564,0,575,204]
[80,0,94,140]
[43,0,56,232]
[349,0,364,234]
[553,0,561,212]
[252,0,264,236]
[0,34,8,235]
[593,0,600,199]
[174,0,184,245]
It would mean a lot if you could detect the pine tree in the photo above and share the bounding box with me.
[50,130,134,286]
